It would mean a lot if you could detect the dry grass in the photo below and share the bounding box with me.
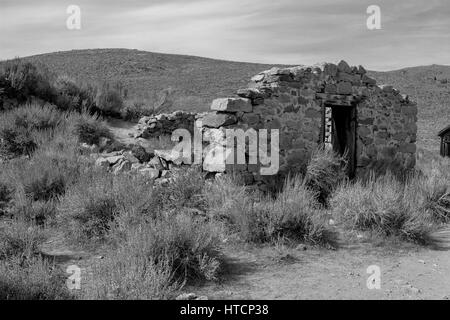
[205,174,335,245]
[305,146,347,204]
[330,168,450,245]
[0,219,72,300]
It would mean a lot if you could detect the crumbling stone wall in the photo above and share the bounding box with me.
[139,60,417,181]
[136,111,196,139]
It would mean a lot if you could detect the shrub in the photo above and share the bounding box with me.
[58,171,119,243]
[207,174,334,245]
[0,219,46,260]
[71,181,221,298]
[134,214,222,281]
[330,173,444,244]
[58,170,156,242]
[88,247,180,300]
[108,213,222,284]
[403,174,450,224]
[52,76,96,112]
[151,167,206,212]
[0,59,55,105]
[204,174,248,221]
[95,85,123,116]
[2,147,83,224]
[0,218,71,300]
[0,182,14,216]
[15,200,58,226]
[24,172,65,202]
[121,101,154,122]
[305,147,347,204]
[249,177,333,244]
[0,256,72,300]
[72,114,112,146]
[0,104,62,157]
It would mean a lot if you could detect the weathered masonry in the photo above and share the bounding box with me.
[138,60,418,182]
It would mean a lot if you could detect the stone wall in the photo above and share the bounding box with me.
[135,111,196,139]
[139,60,418,181]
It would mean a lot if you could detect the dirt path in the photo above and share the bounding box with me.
[106,118,140,146]
[106,118,174,153]
[188,240,450,300]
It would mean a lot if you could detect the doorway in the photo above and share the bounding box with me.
[323,104,357,178]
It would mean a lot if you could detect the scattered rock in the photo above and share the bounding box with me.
[131,163,146,171]
[160,170,170,178]
[80,143,96,152]
[139,168,160,179]
[105,155,125,166]
[148,156,165,170]
[155,149,190,165]
[95,157,110,168]
[123,152,140,164]
[402,284,421,295]
[113,160,132,174]
[251,74,265,82]
[131,145,153,163]
[176,293,197,300]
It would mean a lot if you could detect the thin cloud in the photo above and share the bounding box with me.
[0,0,449,70]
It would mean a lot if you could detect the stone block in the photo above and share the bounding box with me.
[211,98,252,113]
[337,60,352,73]
[201,112,237,128]
[362,74,377,85]
[337,81,352,94]
[305,108,321,119]
[323,63,338,77]
[399,143,416,153]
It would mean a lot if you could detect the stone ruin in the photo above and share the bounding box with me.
[131,60,418,185]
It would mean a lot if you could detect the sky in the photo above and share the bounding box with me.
[0,0,449,70]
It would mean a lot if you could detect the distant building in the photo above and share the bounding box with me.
[438,125,450,157]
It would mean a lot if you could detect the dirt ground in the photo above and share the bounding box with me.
[40,229,450,300]
[189,240,450,300]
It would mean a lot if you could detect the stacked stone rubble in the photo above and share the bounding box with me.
[135,111,196,139]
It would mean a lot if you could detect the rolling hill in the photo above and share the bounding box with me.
[21,49,450,154]
[24,49,280,113]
